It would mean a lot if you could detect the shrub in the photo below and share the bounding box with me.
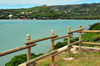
[5,53,43,66]
[89,22,100,30]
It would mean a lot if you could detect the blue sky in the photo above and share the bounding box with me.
[0,0,100,9]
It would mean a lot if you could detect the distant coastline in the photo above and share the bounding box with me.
[0,19,100,20]
[0,3,100,20]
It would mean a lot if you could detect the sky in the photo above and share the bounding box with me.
[0,0,100,9]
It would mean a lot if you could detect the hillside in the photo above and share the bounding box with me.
[36,51,100,66]
[0,3,100,19]
[49,3,100,19]
[82,22,100,43]
[0,6,61,19]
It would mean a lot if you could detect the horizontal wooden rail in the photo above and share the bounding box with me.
[19,45,73,66]
[69,39,83,46]
[0,44,36,57]
[82,42,100,46]
[19,39,83,66]
[2,26,100,66]
[77,30,100,33]
[52,45,73,56]
[52,34,73,40]
[18,50,58,66]
[72,45,100,52]
[25,35,58,45]
[68,28,84,34]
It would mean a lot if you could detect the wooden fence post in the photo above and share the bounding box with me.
[68,27,71,58]
[26,34,31,61]
[79,25,82,53]
[51,30,55,66]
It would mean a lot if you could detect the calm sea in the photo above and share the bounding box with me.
[0,20,100,66]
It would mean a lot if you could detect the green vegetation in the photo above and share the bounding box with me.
[55,37,79,49]
[5,53,43,66]
[54,22,100,49]
[0,6,61,19]
[5,22,100,66]
[82,22,100,43]
[36,51,100,66]
[89,22,100,30]
[0,3,100,19]
[50,3,100,19]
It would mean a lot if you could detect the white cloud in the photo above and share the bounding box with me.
[0,0,84,6]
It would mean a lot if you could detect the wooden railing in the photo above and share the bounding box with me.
[0,25,100,66]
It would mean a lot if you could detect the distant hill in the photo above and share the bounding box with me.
[0,3,100,19]
[0,6,61,19]
[49,3,100,19]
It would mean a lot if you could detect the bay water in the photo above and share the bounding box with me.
[0,20,100,66]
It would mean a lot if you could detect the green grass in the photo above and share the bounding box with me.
[36,51,100,66]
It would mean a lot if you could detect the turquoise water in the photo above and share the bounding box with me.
[0,20,100,66]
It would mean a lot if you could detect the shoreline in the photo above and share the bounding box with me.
[0,19,100,20]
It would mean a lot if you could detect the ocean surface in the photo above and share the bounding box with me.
[0,20,100,66]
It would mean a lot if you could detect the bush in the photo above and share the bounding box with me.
[5,53,43,66]
[54,37,79,49]
[83,22,100,43]
[55,22,100,49]
[89,22,100,30]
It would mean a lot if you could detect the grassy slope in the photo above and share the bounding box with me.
[36,23,100,66]
[36,51,100,66]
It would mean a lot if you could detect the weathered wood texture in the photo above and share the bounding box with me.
[68,27,71,58]
[18,50,58,66]
[0,44,36,56]
[51,30,55,66]
[82,42,100,46]
[25,35,58,45]
[77,30,100,33]
[52,45,73,56]
[18,44,73,66]
[69,40,83,46]
[52,39,82,57]
[68,28,84,34]
[73,45,100,52]
[79,25,82,52]
[27,47,31,61]
[18,62,36,66]
[26,34,31,61]
[52,34,73,40]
